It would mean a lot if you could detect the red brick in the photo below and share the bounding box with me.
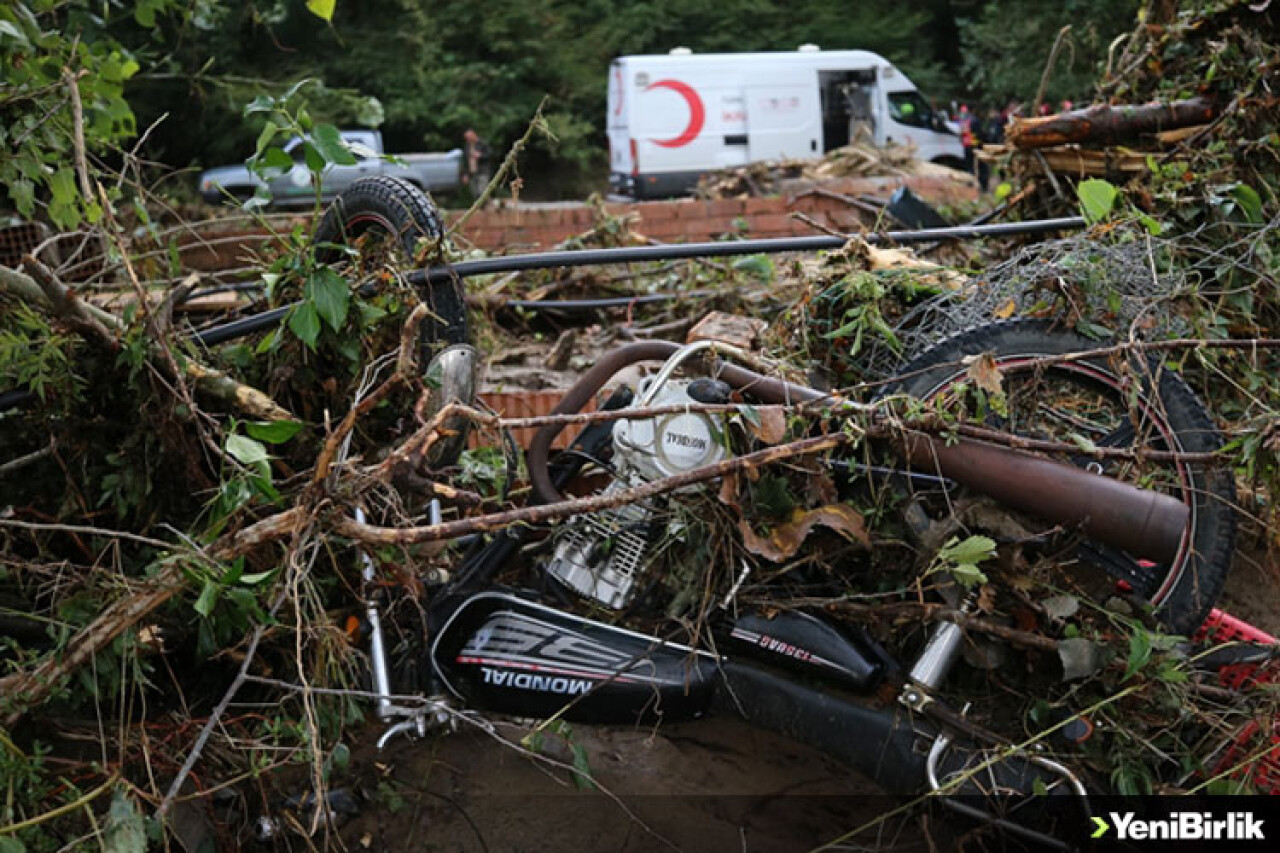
[709,197,746,218]
[746,213,793,236]
[564,206,594,228]
[645,219,694,239]
[640,200,683,221]
[669,200,706,220]
[743,197,778,214]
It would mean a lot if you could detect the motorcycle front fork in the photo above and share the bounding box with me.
[357,503,460,750]
[899,594,1088,848]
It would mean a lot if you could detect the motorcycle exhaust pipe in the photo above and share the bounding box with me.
[898,431,1188,566]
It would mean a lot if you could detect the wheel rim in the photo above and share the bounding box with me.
[915,353,1196,611]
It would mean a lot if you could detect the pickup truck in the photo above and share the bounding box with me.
[199,129,464,205]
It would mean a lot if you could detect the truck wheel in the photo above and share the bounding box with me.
[315,175,468,350]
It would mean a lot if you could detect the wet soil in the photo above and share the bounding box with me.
[322,718,939,853]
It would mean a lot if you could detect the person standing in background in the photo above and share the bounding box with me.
[462,128,491,196]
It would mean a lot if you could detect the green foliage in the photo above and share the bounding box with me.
[0,0,181,226]
[959,0,1142,105]
[929,535,996,588]
[0,303,83,407]
[189,556,274,658]
[1077,178,1118,223]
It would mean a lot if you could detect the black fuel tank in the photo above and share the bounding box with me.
[432,592,718,723]
[728,610,884,690]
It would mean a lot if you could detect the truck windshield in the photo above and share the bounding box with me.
[887,92,935,130]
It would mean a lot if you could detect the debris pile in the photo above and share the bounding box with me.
[695,138,972,199]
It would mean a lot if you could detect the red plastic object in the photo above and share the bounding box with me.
[1194,608,1279,646]
[1196,609,1280,794]
[1211,719,1280,795]
[1194,608,1279,691]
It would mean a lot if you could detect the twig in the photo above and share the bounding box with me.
[2,260,291,420]
[0,442,56,477]
[340,433,852,546]
[312,305,430,485]
[0,774,120,837]
[0,507,305,726]
[1032,26,1072,116]
[62,68,94,202]
[448,96,549,239]
[155,624,267,820]
[791,210,846,239]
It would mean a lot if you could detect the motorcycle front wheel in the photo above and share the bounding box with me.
[882,319,1235,635]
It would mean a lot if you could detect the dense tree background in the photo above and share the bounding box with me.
[7,0,1143,201]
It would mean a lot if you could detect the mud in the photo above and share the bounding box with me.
[293,718,946,852]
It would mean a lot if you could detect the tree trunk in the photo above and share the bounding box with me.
[1007,97,1219,149]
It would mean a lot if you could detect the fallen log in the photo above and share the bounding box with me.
[1007,96,1219,149]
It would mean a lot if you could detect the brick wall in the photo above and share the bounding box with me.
[167,173,976,271]
[444,174,976,252]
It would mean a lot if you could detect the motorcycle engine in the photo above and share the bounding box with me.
[545,377,731,609]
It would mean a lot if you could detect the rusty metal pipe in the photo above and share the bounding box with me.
[527,344,1189,564]
[899,432,1188,565]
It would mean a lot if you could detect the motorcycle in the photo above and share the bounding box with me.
[317,178,1240,848]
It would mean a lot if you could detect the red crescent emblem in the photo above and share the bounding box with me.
[645,79,704,148]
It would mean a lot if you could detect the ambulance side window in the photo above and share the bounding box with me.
[887,92,933,129]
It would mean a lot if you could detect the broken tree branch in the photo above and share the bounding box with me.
[1007,96,1220,149]
[2,260,291,421]
[341,433,853,546]
[0,506,306,726]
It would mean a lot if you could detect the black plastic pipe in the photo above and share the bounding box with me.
[1,217,1086,410]
[414,216,1086,284]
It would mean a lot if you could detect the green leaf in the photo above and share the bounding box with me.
[330,742,351,772]
[244,95,277,117]
[308,267,351,331]
[1123,628,1153,681]
[938,535,996,566]
[306,0,337,22]
[260,146,292,176]
[238,569,277,586]
[936,535,995,588]
[570,741,595,791]
[226,434,269,467]
[10,177,35,216]
[311,123,358,166]
[49,167,78,206]
[0,20,32,49]
[104,788,147,853]
[289,301,321,349]
[303,142,327,175]
[245,420,302,444]
[1077,178,1118,224]
[1066,432,1097,454]
[194,580,220,618]
[1231,183,1263,224]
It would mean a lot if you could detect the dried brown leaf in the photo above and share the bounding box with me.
[962,351,1004,397]
[739,504,869,562]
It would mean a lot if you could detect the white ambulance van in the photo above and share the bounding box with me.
[607,46,964,198]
